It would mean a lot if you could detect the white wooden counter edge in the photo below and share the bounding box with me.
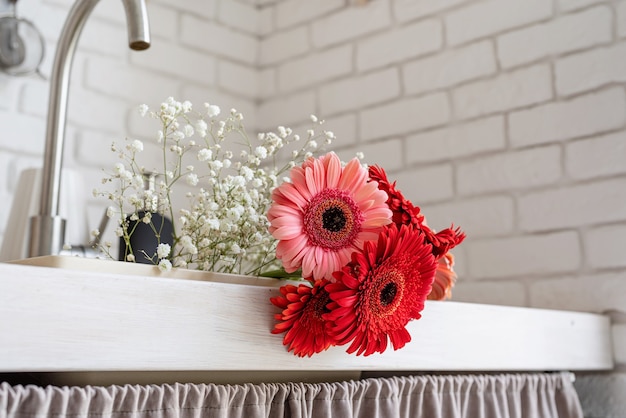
[0,256,614,379]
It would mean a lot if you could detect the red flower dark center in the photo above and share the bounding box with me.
[304,188,363,250]
[380,282,397,307]
[365,266,405,319]
[302,288,331,326]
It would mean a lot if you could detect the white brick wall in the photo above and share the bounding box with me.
[566,131,626,179]
[555,42,626,96]
[403,41,496,96]
[445,0,552,46]
[466,231,581,279]
[359,93,451,141]
[497,6,612,69]
[319,68,400,115]
[585,224,626,269]
[456,145,561,195]
[3,0,626,374]
[518,177,626,231]
[405,116,506,163]
[356,19,443,72]
[509,87,626,147]
[453,64,552,119]
[277,45,352,92]
[310,0,391,48]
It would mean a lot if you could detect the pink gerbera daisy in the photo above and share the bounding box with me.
[267,152,391,280]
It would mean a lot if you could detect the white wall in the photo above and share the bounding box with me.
[1,0,624,400]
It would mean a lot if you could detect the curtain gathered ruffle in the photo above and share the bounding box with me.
[0,372,582,418]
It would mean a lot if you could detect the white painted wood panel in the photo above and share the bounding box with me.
[0,257,614,379]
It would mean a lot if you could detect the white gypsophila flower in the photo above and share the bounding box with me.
[157,243,171,259]
[206,218,220,230]
[106,206,115,218]
[100,97,331,275]
[186,173,199,186]
[240,166,254,181]
[277,126,287,138]
[196,119,207,132]
[206,104,220,117]
[310,114,318,123]
[114,162,125,175]
[198,148,212,161]
[174,258,187,268]
[130,139,143,152]
[138,104,149,117]
[172,131,185,142]
[126,254,135,262]
[158,259,172,272]
[254,146,268,159]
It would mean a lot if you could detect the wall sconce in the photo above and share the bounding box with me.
[0,0,45,77]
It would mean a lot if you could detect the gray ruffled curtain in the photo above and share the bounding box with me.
[0,373,582,418]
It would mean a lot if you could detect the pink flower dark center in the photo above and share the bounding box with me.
[303,188,363,250]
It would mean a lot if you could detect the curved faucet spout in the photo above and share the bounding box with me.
[28,0,151,258]
[123,0,151,51]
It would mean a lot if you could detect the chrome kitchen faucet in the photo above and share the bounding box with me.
[28,0,150,257]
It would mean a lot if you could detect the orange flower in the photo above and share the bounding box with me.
[428,252,457,301]
[270,279,334,357]
[325,224,437,356]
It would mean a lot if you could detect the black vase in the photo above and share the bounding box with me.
[118,211,174,264]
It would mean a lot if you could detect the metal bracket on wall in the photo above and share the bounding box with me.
[0,0,45,77]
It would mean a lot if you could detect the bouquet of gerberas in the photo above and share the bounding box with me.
[97,97,464,358]
[268,152,465,357]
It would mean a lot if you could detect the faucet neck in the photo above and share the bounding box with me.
[40,0,99,219]
[29,0,150,257]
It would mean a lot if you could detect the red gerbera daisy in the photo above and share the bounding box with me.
[422,224,466,260]
[368,164,424,229]
[369,164,465,260]
[325,224,437,356]
[270,279,334,357]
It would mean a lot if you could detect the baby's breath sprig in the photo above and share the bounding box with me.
[96,97,331,275]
